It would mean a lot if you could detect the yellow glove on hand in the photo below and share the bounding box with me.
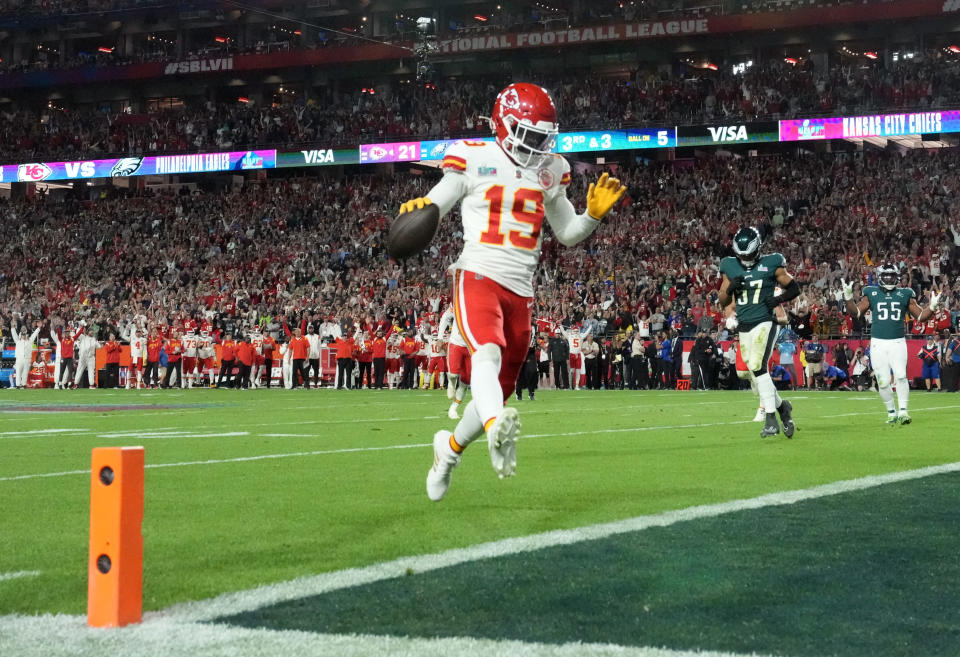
[586,172,627,220]
[398,197,432,215]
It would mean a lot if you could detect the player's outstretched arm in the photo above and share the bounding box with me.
[545,172,626,246]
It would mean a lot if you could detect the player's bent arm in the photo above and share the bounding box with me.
[907,298,933,323]
[718,274,734,308]
[543,193,601,246]
[423,172,470,218]
[772,268,801,306]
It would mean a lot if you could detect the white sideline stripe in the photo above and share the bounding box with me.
[0,429,89,438]
[259,433,314,437]
[0,570,40,582]
[0,615,774,657]
[152,460,960,624]
[2,405,959,483]
[98,432,250,440]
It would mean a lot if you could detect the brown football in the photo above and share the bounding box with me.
[387,203,440,260]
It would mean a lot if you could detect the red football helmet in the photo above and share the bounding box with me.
[490,83,558,168]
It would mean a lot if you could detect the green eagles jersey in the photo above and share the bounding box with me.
[720,253,786,330]
[863,286,914,340]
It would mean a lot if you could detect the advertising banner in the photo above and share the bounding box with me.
[276,148,359,168]
[677,121,779,147]
[1,150,276,183]
[779,110,953,142]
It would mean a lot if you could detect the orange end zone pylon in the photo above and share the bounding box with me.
[87,446,144,627]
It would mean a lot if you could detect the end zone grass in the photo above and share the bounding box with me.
[0,388,957,618]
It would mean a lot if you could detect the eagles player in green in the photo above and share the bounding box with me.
[719,227,802,437]
[842,263,940,425]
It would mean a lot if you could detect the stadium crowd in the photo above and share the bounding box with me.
[1,145,959,390]
[3,51,960,162]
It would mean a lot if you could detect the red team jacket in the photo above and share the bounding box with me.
[372,337,387,358]
[333,337,355,359]
[104,341,121,364]
[147,337,163,363]
[289,336,310,360]
[166,338,182,363]
[236,341,255,367]
[220,339,237,361]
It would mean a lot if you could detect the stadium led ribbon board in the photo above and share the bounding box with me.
[2,150,276,183]
[676,121,779,147]
[778,110,952,141]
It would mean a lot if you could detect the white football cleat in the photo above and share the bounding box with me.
[426,431,461,502]
[447,402,459,420]
[752,407,765,422]
[487,406,520,479]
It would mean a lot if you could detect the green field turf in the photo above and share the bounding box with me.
[0,387,958,655]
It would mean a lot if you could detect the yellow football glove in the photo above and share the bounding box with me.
[398,197,432,215]
[586,172,627,220]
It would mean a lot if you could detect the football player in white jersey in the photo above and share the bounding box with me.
[249,327,265,389]
[426,329,448,390]
[559,323,591,391]
[126,324,146,389]
[400,82,626,501]
[182,330,198,388]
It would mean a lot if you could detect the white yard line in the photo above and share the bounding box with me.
[0,570,40,582]
[0,429,90,438]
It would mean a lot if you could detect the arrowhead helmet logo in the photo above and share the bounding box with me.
[18,163,52,182]
[500,88,521,112]
[370,146,388,161]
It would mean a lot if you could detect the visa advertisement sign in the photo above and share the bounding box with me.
[0,150,277,182]
[779,111,955,141]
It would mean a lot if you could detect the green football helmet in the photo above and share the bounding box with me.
[732,227,762,267]
[877,262,901,291]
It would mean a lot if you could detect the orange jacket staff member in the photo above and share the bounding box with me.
[400,331,418,390]
[216,333,237,388]
[333,335,355,390]
[286,326,310,389]
[162,330,183,389]
[144,330,163,388]
[261,334,277,388]
[235,339,255,389]
[102,334,121,389]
